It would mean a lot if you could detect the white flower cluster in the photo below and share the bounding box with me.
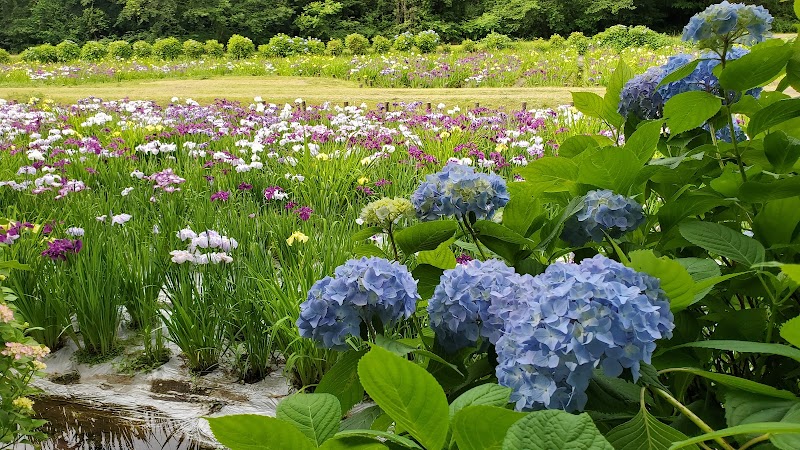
[170,228,238,265]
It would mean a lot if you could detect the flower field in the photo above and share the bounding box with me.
[2,2,800,449]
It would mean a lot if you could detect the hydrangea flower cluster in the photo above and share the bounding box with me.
[683,2,773,46]
[562,190,645,246]
[618,65,672,121]
[359,197,414,227]
[495,255,674,412]
[297,257,420,350]
[411,163,509,221]
[428,259,534,352]
[170,228,238,265]
[41,238,83,261]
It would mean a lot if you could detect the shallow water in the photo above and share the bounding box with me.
[28,398,212,450]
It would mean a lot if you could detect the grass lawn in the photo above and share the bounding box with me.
[0,75,606,108]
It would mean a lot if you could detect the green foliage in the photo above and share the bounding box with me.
[263,34,300,57]
[204,39,225,57]
[593,25,671,52]
[108,40,133,59]
[549,33,566,49]
[0,48,9,64]
[345,33,369,55]
[227,34,255,59]
[80,41,107,61]
[326,38,344,56]
[461,38,477,53]
[55,40,81,62]
[152,37,183,60]
[372,35,391,54]
[307,38,326,55]
[414,30,440,54]
[132,40,153,58]
[480,32,513,50]
[182,39,205,59]
[393,32,415,51]
[567,31,590,54]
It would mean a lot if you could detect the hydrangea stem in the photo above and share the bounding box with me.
[462,218,488,260]
[386,223,400,261]
[653,388,736,450]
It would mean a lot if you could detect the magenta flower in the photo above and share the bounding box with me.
[210,191,230,202]
[42,239,83,261]
[264,186,288,200]
[295,206,313,221]
[238,182,253,191]
[456,253,474,265]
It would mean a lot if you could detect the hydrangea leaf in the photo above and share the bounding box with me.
[747,98,800,136]
[318,436,389,450]
[669,341,800,365]
[764,131,800,173]
[518,156,580,195]
[557,135,613,158]
[453,405,526,450]
[658,193,730,234]
[657,59,701,88]
[417,238,457,270]
[334,430,422,449]
[719,42,793,93]
[679,221,765,266]
[394,220,457,256]
[448,384,513,419]
[664,91,722,136]
[352,227,384,242]
[577,146,642,194]
[357,346,449,450]
[605,59,635,114]
[501,410,613,450]
[206,414,315,450]
[353,244,388,258]
[277,393,343,446]
[739,176,800,202]
[411,263,444,300]
[661,367,796,399]
[627,250,696,311]
[624,120,664,164]
[781,264,800,284]
[316,350,367,414]
[339,405,383,431]
[669,423,800,450]
[606,407,699,450]
[573,91,624,128]
[780,316,800,349]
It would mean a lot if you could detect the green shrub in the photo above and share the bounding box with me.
[227,34,255,59]
[549,33,566,49]
[56,40,81,62]
[80,41,107,61]
[21,44,59,63]
[306,38,326,55]
[0,48,10,64]
[393,32,415,51]
[530,38,551,52]
[183,39,205,59]
[567,31,590,55]
[461,38,476,53]
[345,33,369,55]
[204,39,225,57]
[480,32,512,50]
[372,35,392,54]
[264,33,297,57]
[108,40,133,59]
[153,37,183,60]
[326,39,344,56]
[414,30,440,54]
[631,25,672,49]
[132,40,152,58]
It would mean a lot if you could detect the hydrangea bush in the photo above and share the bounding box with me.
[411,163,509,221]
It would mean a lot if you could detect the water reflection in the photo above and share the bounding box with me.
[31,398,211,450]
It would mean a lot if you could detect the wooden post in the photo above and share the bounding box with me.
[426,102,432,111]
[475,102,480,109]
[301,101,306,111]
[344,101,349,107]
[521,102,527,111]
[386,101,391,112]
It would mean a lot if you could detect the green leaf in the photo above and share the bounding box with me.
[657,60,702,87]
[353,244,387,258]
[417,239,457,270]
[771,404,800,449]
[679,221,765,266]
[449,384,513,418]
[719,42,793,92]
[748,98,800,136]
[625,120,664,164]
[627,250,696,311]
[536,196,585,250]
[453,405,527,450]
[334,430,423,449]
[660,367,797,399]
[577,146,642,193]
[502,410,613,450]
[502,182,542,236]
[206,414,315,450]
[394,221,457,256]
[606,59,634,114]
[412,263,443,300]
[0,260,32,271]
[781,316,800,348]
[668,340,800,364]
[664,91,722,136]
[357,346,449,450]
[474,220,535,247]
[725,391,800,449]
[606,407,699,450]
[277,393,342,446]
[319,436,389,450]
[340,405,383,431]
[352,227,384,241]
[782,264,800,283]
[317,350,367,414]
[753,198,800,247]
[669,423,800,450]
[573,91,623,127]
[795,0,800,19]
[739,176,800,202]
[518,157,579,195]
[765,131,800,173]
[657,193,729,234]
[558,135,613,158]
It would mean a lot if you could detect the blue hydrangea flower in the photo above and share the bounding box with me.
[682,2,773,46]
[297,257,420,349]
[495,255,674,412]
[562,190,645,247]
[618,65,669,120]
[411,163,509,221]
[427,259,533,352]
